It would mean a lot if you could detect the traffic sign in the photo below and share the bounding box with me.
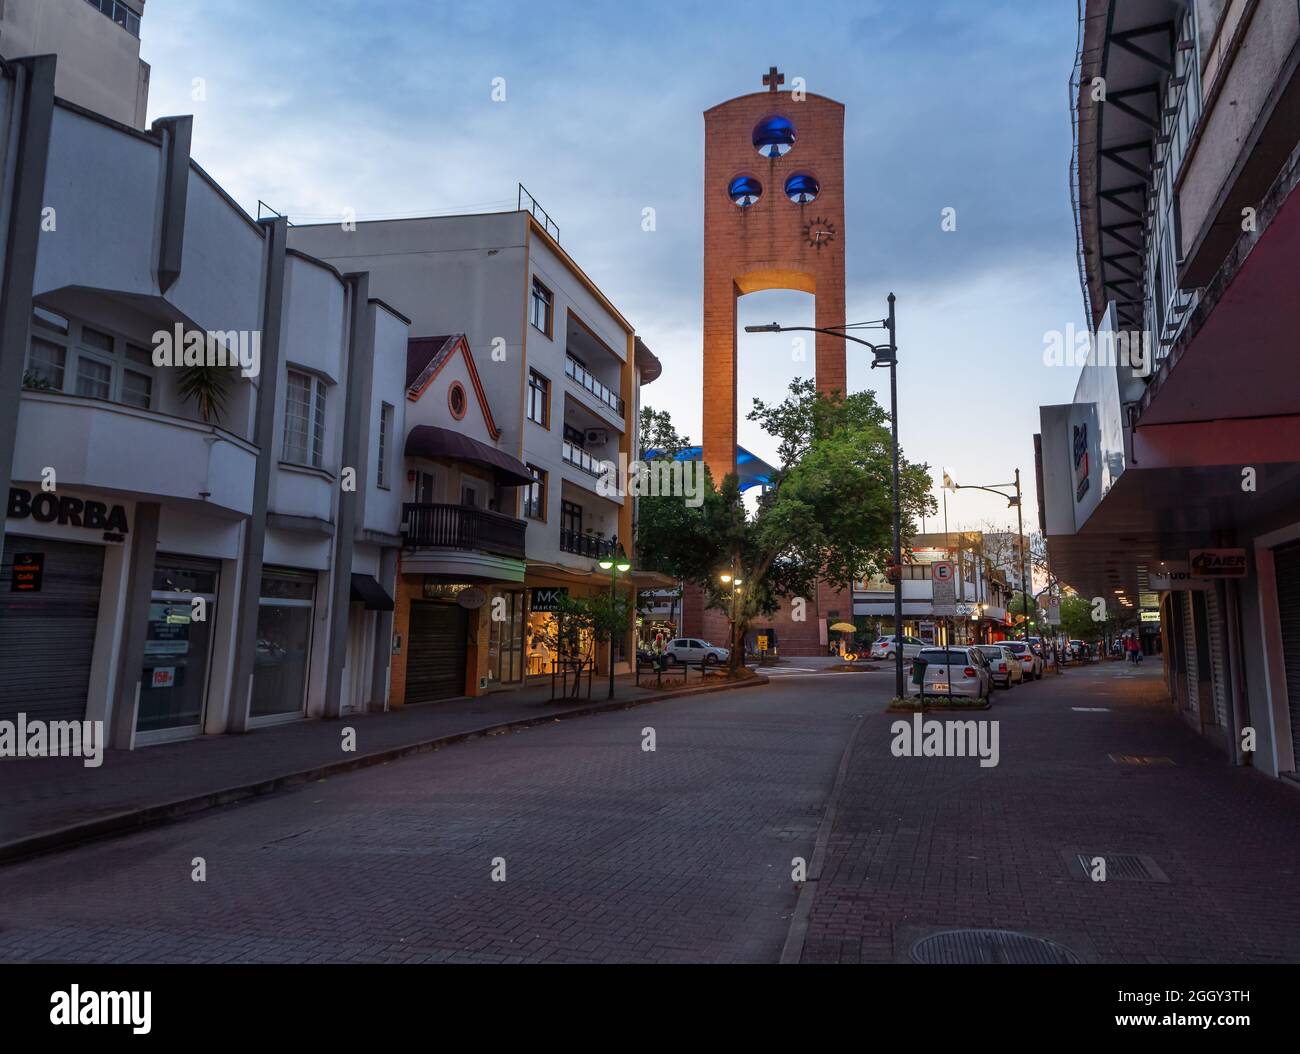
[931,561,957,614]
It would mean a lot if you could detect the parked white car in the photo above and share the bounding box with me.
[871,634,927,661]
[665,638,729,666]
[1001,640,1044,680]
[975,644,1023,687]
[908,647,995,700]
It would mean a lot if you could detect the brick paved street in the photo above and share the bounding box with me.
[801,661,1300,964]
[0,670,739,854]
[0,676,870,963]
[1,662,1298,963]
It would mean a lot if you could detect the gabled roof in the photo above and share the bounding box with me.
[405,333,501,440]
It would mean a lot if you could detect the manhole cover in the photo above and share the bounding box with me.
[910,929,1080,964]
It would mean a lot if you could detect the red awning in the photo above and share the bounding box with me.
[404,425,533,486]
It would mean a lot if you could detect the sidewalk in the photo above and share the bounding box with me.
[798,660,1300,964]
[0,668,760,862]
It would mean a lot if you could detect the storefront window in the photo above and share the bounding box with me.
[251,570,315,718]
[526,609,592,676]
[137,560,218,736]
[488,590,525,684]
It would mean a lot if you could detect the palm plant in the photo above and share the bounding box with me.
[177,364,233,424]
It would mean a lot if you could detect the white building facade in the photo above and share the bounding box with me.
[289,210,666,691]
[0,55,407,747]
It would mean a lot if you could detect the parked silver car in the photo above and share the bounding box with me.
[975,644,1023,687]
[664,638,729,666]
[1001,640,1044,680]
[907,647,995,700]
[871,634,927,661]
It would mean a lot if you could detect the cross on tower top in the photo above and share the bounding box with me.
[762,66,784,92]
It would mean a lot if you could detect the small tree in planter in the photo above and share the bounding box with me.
[533,592,635,699]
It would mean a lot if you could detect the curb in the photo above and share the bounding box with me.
[779,700,870,965]
[0,673,768,867]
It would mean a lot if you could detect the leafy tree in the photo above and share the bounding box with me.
[1058,595,1098,641]
[639,406,692,458]
[637,380,935,672]
[1008,592,1038,636]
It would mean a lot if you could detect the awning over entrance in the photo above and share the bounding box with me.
[350,573,394,611]
[404,425,533,487]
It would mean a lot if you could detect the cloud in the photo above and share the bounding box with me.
[140,0,1085,530]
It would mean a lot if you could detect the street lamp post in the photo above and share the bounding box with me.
[746,294,903,698]
[720,566,744,669]
[947,471,1028,642]
[597,545,632,700]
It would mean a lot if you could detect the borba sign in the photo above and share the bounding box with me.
[152,324,261,378]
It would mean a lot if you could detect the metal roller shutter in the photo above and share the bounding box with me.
[1204,588,1228,729]
[1182,591,1199,716]
[0,536,105,722]
[406,601,468,703]
[1274,542,1300,770]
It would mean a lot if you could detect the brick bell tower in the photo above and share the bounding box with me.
[685,68,850,657]
[702,67,847,480]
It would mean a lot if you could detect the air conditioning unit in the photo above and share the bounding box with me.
[585,428,608,446]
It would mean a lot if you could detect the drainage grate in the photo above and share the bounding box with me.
[1065,851,1170,883]
[910,929,1080,965]
[1109,753,1175,766]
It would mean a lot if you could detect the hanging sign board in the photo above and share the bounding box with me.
[456,587,487,610]
[1148,562,1213,591]
[1189,549,1248,579]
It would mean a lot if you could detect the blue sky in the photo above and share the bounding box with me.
[142,0,1086,534]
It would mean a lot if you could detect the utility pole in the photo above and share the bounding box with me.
[887,294,903,701]
[1016,468,1028,642]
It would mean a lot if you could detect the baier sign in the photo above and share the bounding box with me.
[1189,549,1248,579]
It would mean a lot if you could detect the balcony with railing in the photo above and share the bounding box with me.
[402,503,527,560]
[565,354,623,416]
[559,528,617,559]
[561,440,610,478]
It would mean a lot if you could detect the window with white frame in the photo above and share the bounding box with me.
[529,277,553,336]
[283,369,327,469]
[377,402,394,489]
[84,0,142,38]
[24,307,157,410]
